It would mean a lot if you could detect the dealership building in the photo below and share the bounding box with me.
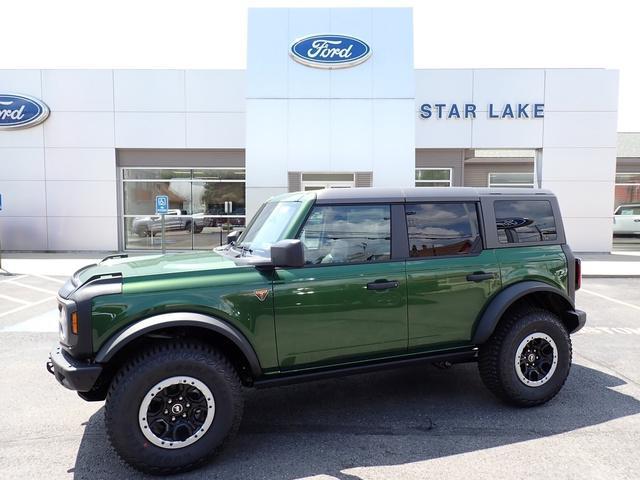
[0,7,635,253]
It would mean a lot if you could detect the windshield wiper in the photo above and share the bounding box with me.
[234,244,253,256]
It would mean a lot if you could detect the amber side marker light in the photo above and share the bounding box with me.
[71,311,79,335]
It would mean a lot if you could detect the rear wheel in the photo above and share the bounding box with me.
[105,342,243,475]
[478,308,572,407]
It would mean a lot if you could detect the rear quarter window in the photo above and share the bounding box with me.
[494,200,557,244]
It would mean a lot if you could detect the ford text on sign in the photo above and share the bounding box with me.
[0,94,50,130]
[290,34,371,69]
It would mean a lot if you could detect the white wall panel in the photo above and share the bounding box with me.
[186,113,245,148]
[247,9,289,98]
[115,113,185,148]
[543,112,617,148]
[562,217,613,252]
[329,8,373,99]
[288,9,332,99]
[472,117,543,148]
[287,100,331,171]
[0,217,47,250]
[541,147,617,182]
[543,180,615,219]
[0,148,44,180]
[45,148,116,181]
[416,118,472,148]
[0,70,42,96]
[0,126,44,148]
[372,100,415,187]
[185,70,245,112]
[371,8,413,98]
[114,70,185,112]
[42,70,113,111]
[48,217,118,250]
[473,70,544,110]
[330,100,373,171]
[46,181,117,217]
[245,100,288,188]
[44,112,114,148]
[545,69,619,112]
[415,70,473,105]
[0,181,46,216]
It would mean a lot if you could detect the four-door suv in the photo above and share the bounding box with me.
[47,187,585,475]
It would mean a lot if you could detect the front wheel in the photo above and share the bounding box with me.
[105,342,243,475]
[478,308,572,407]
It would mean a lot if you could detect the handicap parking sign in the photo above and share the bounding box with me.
[155,195,169,214]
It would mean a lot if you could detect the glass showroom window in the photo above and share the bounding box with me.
[415,168,452,187]
[614,173,640,210]
[488,172,534,188]
[121,168,246,251]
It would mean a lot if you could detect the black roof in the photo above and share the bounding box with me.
[313,187,555,204]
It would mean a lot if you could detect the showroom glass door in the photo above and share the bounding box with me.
[121,168,246,251]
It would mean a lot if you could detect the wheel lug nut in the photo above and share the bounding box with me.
[186,403,190,408]
[168,399,172,404]
[171,416,176,421]
[182,413,187,418]
[164,409,169,414]
[179,397,183,401]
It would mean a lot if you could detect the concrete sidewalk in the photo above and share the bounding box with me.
[2,250,640,278]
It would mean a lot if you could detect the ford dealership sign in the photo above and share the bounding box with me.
[0,94,50,130]
[290,34,371,69]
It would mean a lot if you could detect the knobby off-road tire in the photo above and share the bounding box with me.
[478,308,572,407]
[105,342,243,475]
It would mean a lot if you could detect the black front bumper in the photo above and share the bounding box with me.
[47,345,102,392]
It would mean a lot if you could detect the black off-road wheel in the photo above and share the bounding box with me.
[478,308,572,407]
[105,342,243,475]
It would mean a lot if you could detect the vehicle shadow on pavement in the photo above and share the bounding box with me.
[71,362,640,480]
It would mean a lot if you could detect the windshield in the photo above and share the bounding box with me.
[236,201,301,256]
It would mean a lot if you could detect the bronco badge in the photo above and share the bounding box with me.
[254,289,269,301]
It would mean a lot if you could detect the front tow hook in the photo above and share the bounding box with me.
[46,358,54,375]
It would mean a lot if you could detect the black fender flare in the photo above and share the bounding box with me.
[94,312,263,377]
[471,281,575,345]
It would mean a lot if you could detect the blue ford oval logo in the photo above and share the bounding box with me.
[0,94,50,130]
[290,34,371,69]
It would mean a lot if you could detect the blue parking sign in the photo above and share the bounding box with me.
[155,195,169,214]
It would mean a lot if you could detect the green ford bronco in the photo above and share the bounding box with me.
[47,187,585,474]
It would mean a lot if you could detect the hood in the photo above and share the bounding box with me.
[75,251,240,284]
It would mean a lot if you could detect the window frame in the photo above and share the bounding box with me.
[415,168,453,188]
[487,172,535,189]
[404,201,484,261]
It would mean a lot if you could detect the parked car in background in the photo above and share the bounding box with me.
[132,209,204,236]
[613,204,640,235]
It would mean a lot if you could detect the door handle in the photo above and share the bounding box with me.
[367,280,399,290]
[466,272,495,282]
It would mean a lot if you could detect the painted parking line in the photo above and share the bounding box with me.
[1,308,58,333]
[576,326,640,335]
[0,293,30,305]
[4,281,59,296]
[0,297,56,319]
[31,274,66,284]
[580,288,640,312]
[0,274,28,284]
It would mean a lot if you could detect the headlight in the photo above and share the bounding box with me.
[58,303,68,343]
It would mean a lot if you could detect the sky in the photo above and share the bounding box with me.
[3,0,638,131]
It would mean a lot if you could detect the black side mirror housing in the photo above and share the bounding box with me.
[226,229,241,244]
[270,239,305,268]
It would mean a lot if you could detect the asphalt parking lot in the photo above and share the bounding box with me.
[0,274,638,479]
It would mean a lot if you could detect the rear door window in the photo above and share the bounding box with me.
[405,203,480,257]
[494,200,557,244]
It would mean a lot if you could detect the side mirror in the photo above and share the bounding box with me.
[226,229,242,244]
[270,239,305,268]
